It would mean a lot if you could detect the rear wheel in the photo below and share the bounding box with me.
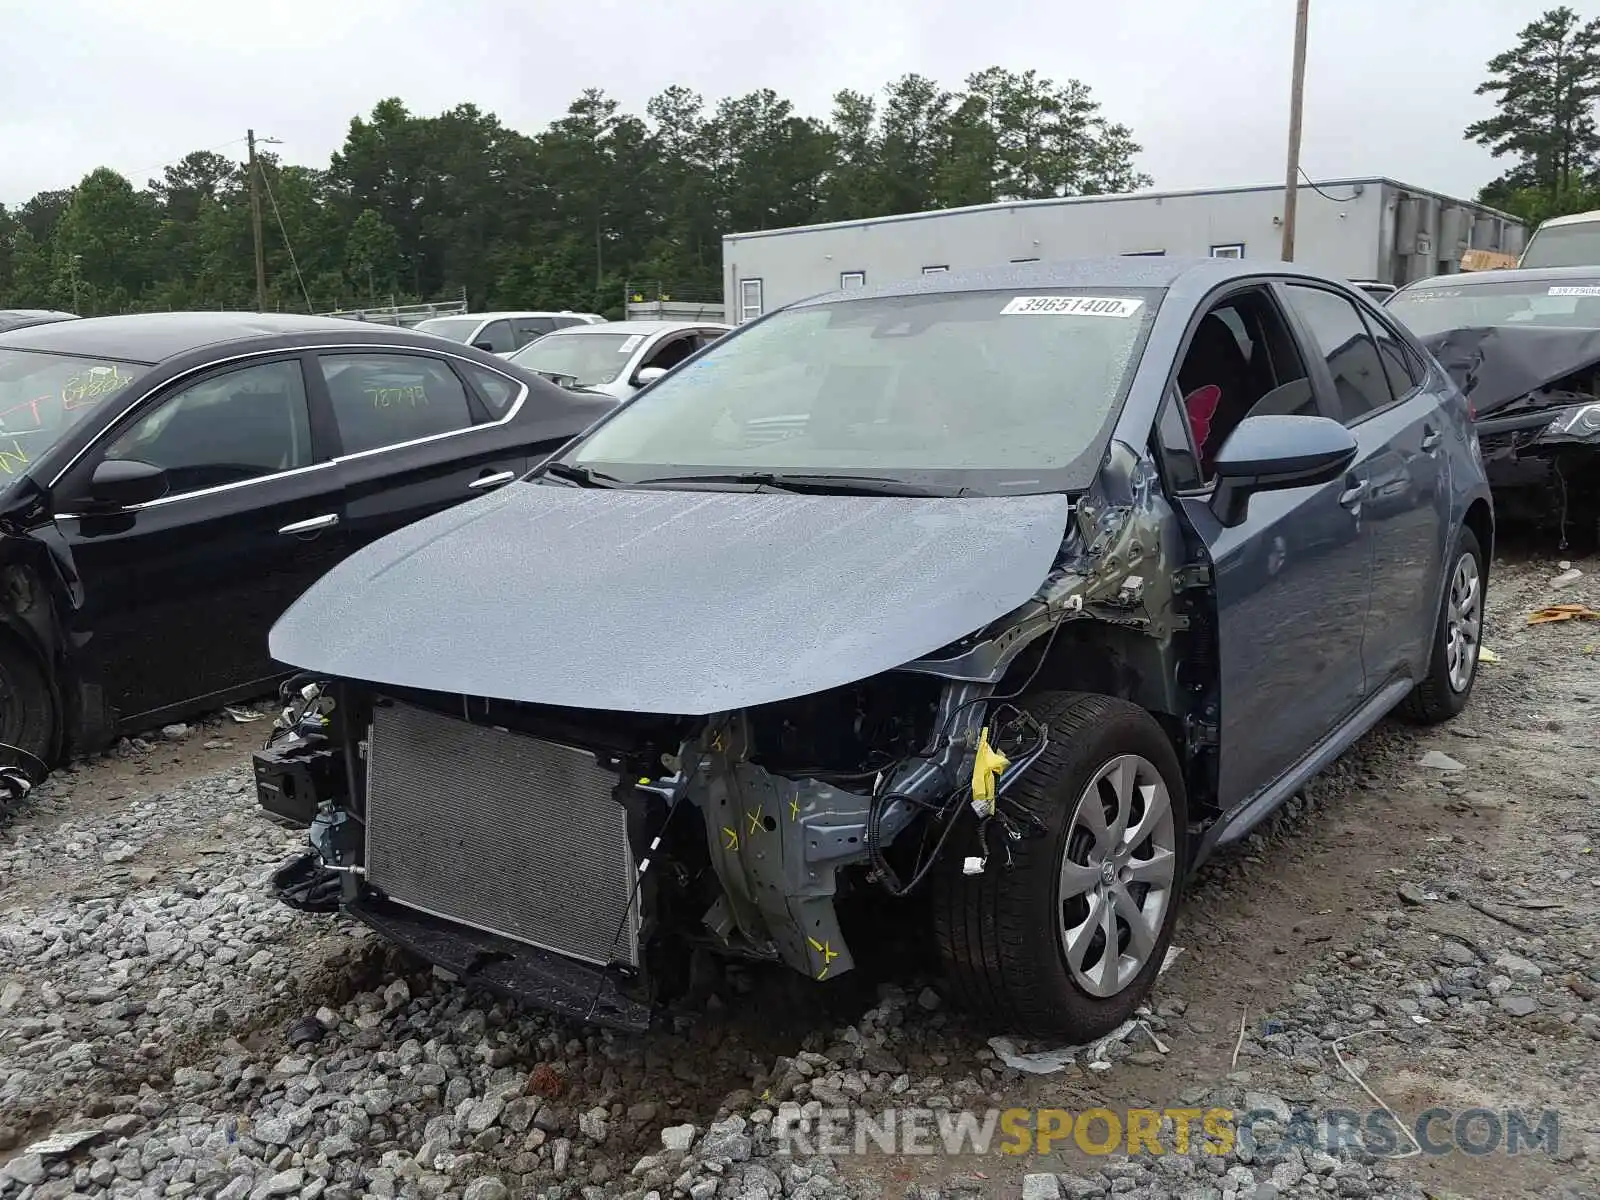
[1401,525,1484,725]
[0,640,55,769]
[933,692,1187,1040]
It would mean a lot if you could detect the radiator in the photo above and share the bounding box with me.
[363,700,640,967]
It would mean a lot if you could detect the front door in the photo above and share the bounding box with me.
[1168,284,1373,810]
[49,355,347,724]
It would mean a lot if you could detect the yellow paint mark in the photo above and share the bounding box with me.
[721,826,739,852]
[746,805,764,835]
[0,439,30,476]
[788,797,799,822]
[807,935,839,979]
[709,729,727,752]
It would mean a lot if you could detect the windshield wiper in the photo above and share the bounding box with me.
[629,472,970,497]
[540,462,623,488]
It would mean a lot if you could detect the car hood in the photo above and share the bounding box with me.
[1419,324,1600,416]
[269,482,1072,714]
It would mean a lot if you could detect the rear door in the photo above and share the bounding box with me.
[312,348,536,553]
[1277,284,1449,691]
[48,354,347,722]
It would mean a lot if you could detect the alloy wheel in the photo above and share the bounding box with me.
[1056,753,1178,998]
[1445,551,1482,693]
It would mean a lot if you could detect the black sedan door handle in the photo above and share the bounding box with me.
[1421,425,1442,452]
[469,470,517,491]
[279,513,339,535]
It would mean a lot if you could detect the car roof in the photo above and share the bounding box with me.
[1396,265,1600,291]
[541,319,729,335]
[1534,209,1600,229]
[0,311,375,364]
[0,309,77,320]
[438,311,602,322]
[789,256,1289,309]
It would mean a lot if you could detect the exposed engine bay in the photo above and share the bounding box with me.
[258,442,1210,1032]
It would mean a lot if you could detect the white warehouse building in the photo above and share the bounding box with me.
[721,177,1524,322]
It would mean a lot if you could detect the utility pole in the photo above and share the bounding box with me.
[1281,0,1311,262]
[248,129,266,311]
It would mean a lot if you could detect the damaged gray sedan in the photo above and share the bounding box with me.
[258,258,1494,1040]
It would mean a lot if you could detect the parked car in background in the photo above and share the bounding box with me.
[414,311,606,356]
[504,319,733,401]
[0,310,78,334]
[262,258,1491,1038]
[1517,209,1600,268]
[1350,280,1397,302]
[1387,265,1600,538]
[0,312,616,764]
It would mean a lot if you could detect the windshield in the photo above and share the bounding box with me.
[414,317,479,343]
[509,332,640,385]
[1388,278,1600,337]
[565,288,1161,494]
[0,349,148,474]
[1519,222,1600,269]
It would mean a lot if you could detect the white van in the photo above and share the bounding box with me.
[1518,210,1600,268]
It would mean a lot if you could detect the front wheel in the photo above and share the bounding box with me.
[0,640,54,770]
[932,692,1188,1041]
[1401,525,1485,725]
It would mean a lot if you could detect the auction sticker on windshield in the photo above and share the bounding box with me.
[1001,296,1144,317]
[1549,286,1600,296]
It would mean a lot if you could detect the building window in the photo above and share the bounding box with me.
[840,271,865,289]
[739,278,763,323]
[922,265,949,275]
[1211,244,1245,259]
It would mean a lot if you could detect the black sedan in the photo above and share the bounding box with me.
[0,312,616,764]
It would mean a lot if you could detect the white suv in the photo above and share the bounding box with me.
[414,311,607,355]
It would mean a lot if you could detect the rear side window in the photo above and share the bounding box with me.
[1282,285,1394,423]
[512,318,556,347]
[463,363,521,418]
[1361,311,1423,400]
[475,320,516,354]
[318,353,475,454]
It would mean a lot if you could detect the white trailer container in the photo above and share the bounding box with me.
[723,177,1525,322]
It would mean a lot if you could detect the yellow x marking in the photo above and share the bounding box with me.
[721,826,739,852]
[746,806,765,835]
[789,797,800,822]
[807,936,840,979]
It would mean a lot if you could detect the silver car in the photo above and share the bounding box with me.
[504,319,733,401]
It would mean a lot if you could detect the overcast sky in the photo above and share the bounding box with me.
[0,0,1561,210]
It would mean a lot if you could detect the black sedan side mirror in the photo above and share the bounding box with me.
[1211,414,1358,528]
[88,459,170,508]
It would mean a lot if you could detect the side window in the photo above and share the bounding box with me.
[1282,285,1395,424]
[1155,388,1204,491]
[1173,287,1314,480]
[474,320,516,354]
[104,359,311,494]
[512,318,556,347]
[643,334,697,373]
[740,278,763,322]
[553,315,588,329]
[1361,310,1423,400]
[318,353,475,455]
[462,363,520,419]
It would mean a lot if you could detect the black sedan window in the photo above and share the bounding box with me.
[318,353,475,455]
[105,359,312,494]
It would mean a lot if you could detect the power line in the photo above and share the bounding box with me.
[258,161,314,312]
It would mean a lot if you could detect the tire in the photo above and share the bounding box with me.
[0,639,55,770]
[1401,525,1484,725]
[932,692,1188,1041]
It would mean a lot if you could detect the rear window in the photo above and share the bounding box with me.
[1519,222,1600,269]
[1388,278,1600,337]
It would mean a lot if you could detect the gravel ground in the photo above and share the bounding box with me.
[1,548,1596,1200]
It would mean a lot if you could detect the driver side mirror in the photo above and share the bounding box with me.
[472,339,496,352]
[87,459,170,509]
[634,366,668,388]
[1210,414,1357,528]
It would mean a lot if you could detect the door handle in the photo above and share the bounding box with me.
[1337,481,1365,510]
[278,513,339,535]
[469,470,517,491]
[1420,426,1442,452]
